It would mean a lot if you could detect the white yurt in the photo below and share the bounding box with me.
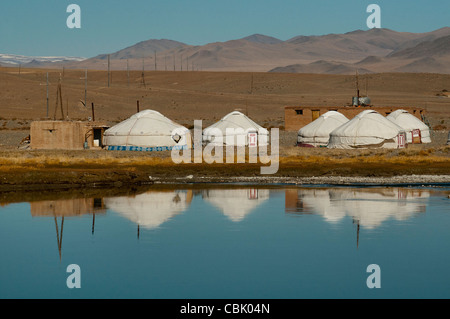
[203,111,269,147]
[328,110,406,149]
[386,110,431,144]
[297,111,349,147]
[103,110,191,151]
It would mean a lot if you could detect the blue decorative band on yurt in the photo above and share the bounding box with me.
[107,145,188,152]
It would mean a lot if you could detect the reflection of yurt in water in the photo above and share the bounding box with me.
[203,189,269,222]
[105,190,193,229]
[287,189,347,223]
[287,188,429,229]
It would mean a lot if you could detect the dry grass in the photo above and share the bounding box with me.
[0,145,447,171]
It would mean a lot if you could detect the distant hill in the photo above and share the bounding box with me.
[92,39,188,60]
[269,60,373,75]
[388,35,450,59]
[241,34,283,44]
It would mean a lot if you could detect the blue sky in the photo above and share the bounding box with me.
[0,0,448,58]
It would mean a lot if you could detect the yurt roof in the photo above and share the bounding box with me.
[331,110,404,139]
[386,110,429,131]
[298,111,349,138]
[104,110,188,136]
[204,111,268,134]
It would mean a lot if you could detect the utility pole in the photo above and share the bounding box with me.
[107,54,111,87]
[154,51,157,71]
[181,55,183,71]
[141,56,146,88]
[127,59,130,88]
[46,72,49,118]
[84,68,87,107]
[173,54,176,71]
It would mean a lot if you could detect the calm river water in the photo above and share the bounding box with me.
[0,185,449,299]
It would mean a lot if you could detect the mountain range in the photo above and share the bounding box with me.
[0,54,85,66]
[2,27,450,74]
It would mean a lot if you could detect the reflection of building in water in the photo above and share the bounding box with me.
[202,189,269,222]
[30,197,106,261]
[30,197,106,217]
[104,190,193,235]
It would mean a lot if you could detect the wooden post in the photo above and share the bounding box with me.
[137,100,140,113]
[91,102,95,122]
[54,76,64,120]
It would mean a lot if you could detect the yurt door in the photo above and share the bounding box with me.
[398,132,406,148]
[248,132,258,147]
[411,129,421,144]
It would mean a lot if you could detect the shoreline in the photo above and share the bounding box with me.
[1,170,449,192]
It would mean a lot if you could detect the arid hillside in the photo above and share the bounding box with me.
[1,67,449,131]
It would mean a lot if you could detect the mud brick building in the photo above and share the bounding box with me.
[30,120,109,150]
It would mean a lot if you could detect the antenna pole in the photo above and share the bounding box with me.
[356,69,360,107]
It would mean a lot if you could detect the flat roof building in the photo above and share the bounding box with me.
[30,120,109,150]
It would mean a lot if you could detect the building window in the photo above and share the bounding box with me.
[295,110,303,115]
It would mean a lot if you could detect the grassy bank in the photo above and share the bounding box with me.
[0,145,448,190]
